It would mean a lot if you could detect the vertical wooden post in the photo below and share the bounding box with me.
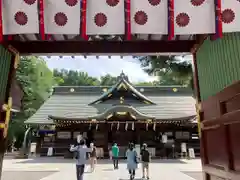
[0,46,19,179]
[103,123,109,158]
[192,51,209,180]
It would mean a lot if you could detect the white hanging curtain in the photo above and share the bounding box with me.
[86,0,125,35]
[117,122,120,130]
[125,122,128,131]
[221,0,240,33]
[2,0,39,34]
[131,0,168,34]
[132,122,134,130]
[153,123,156,131]
[174,0,215,35]
[44,0,81,34]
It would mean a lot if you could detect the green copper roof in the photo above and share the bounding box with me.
[88,72,155,105]
[25,85,196,124]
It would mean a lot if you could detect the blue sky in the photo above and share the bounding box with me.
[44,55,192,83]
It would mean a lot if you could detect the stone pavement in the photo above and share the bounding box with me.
[2,158,203,180]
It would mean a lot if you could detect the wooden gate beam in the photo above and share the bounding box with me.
[6,40,196,55]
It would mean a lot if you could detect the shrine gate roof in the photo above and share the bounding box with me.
[2,0,240,54]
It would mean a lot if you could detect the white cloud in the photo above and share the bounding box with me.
[44,56,157,83]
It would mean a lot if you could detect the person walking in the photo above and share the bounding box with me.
[89,143,97,172]
[70,139,92,180]
[109,147,113,160]
[112,143,119,169]
[126,143,138,180]
[140,143,150,179]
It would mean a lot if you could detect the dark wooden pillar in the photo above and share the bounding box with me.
[103,123,109,158]
[135,123,140,144]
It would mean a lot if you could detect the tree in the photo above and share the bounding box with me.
[137,56,193,87]
[8,56,54,149]
[53,69,100,86]
[134,81,156,86]
[100,74,117,86]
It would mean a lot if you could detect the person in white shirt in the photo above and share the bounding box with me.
[70,140,92,180]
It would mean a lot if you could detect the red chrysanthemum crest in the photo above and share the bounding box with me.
[15,11,28,26]
[134,11,148,25]
[23,0,36,5]
[65,0,78,7]
[148,0,161,6]
[176,13,190,27]
[106,0,119,7]
[221,9,235,24]
[94,13,107,27]
[54,12,68,26]
[191,0,205,6]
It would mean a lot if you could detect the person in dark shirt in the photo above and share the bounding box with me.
[140,143,150,179]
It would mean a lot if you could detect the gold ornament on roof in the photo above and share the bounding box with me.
[120,96,124,104]
[173,88,178,92]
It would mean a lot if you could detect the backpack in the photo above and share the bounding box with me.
[141,149,150,162]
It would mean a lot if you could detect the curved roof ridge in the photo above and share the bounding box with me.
[88,105,155,120]
[88,78,156,105]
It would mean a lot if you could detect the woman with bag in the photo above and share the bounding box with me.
[89,143,97,172]
[126,143,138,180]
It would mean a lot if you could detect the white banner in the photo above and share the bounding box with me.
[86,0,125,35]
[131,0,168,34]
[174,0,215,35]
[2,0,39,34]
[44,0,81,34]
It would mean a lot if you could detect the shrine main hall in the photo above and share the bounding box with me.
[25,73,199,158]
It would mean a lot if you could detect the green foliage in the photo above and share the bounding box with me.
[53,69,100,86]
[137,56,193,87]
[100,74,117,86]
[53,70,156,87]
[134,81,156,86]
[8,56,54,147]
